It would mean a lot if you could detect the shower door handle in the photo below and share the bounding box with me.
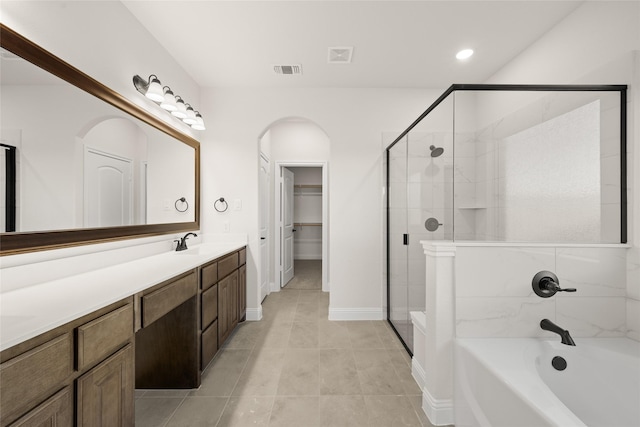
[403,234,409,245]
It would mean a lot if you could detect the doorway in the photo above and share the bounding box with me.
[258,117,331,314]
[280,166,324,290]
[276,163,328,292]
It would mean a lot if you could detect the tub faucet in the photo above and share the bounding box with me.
[175,232,198,251]
[540,319,576,346]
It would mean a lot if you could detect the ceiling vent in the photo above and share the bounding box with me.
[273,64,303,75]
[328,47,353,64]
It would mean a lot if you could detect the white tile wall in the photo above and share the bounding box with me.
[454,245,630,339]
[627,247,640,340]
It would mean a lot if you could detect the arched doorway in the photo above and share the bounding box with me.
[258,117,330,305]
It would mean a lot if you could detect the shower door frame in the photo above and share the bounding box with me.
[385,83,628,354]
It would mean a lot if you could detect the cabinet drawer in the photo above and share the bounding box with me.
[218,253,238,279]
[77,304,133,371]
[9,386,72,427]
[201,320,218,370]
[201,262,218,291]
[239,248,246,266]
[143,272,197,327]
[0,333,72,426]
[202,284,218,329]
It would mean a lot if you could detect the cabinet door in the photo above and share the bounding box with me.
[77,345,134,427]
[9,387,72,427]
[217,276,230,344]
[239,264,246,320]
[229,270,239,331]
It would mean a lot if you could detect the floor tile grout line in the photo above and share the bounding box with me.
[160,393,189,427]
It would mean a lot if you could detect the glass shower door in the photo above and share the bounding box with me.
[387,136,410,350]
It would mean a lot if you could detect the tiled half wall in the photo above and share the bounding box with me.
[454,244,638,341]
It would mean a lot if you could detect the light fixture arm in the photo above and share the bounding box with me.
[132,74,157,95]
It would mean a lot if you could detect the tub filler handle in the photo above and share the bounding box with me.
[532,271,576,298]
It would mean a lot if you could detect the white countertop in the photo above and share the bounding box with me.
[0,242,245,352]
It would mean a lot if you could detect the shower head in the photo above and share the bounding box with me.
[429,145,444,158]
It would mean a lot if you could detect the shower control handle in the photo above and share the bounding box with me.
[532,271,576,298]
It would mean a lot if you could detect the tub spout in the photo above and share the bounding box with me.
[540,319,576,346]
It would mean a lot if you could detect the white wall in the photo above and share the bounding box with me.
[199,87,441,317]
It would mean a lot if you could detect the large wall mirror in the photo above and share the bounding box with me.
[0,24,200,255]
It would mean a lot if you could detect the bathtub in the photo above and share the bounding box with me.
[454,338,640,427]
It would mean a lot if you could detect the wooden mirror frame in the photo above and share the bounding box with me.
[0,24,200,255]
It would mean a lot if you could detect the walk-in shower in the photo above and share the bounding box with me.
[385,84,627,353]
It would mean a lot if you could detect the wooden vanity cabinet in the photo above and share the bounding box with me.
[0,298,134,427]
[135,270,199,389]
[199,247,247,370]
[0,245,248,425]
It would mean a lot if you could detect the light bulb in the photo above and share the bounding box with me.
[171,96,187,119]
[183,104,198,125]
[192,112,206,130]
[160,87,177,112]
[145,75,164,102]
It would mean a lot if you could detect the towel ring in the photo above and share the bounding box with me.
[214,197,228,212]
[175,197,189,212]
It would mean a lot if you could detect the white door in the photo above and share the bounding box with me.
[85,148,132,227]
[259,154,270,301]
[281,167,294,286]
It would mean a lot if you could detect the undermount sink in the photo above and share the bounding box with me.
[174,244,226,256]
[175,247,205,255]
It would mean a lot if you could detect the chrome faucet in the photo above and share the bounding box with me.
[540,319,576,346]
[175,232,197,251]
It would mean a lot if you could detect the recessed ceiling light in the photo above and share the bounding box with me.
[456,49,474,60]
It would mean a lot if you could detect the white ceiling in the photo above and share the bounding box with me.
[123,1,583,89]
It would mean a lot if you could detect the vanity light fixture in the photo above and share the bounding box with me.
[456,49,474,60]
[133,74,205,130]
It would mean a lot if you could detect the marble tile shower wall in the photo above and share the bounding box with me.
[454,246,635,340]
[452,95,623,243]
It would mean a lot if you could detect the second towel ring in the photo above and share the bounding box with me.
[175,197,189,212]
[214,197,228,212]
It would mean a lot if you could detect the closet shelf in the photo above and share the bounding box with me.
[294,222,322,227]
[294,184,322,196]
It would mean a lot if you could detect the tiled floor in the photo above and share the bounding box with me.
[136,266,438,426]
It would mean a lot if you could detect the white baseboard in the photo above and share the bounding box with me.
[422,386,454,426]
[245,307,262,321]
[411,358,426,391]
[328,307,383,321]
[270,282,280,292]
